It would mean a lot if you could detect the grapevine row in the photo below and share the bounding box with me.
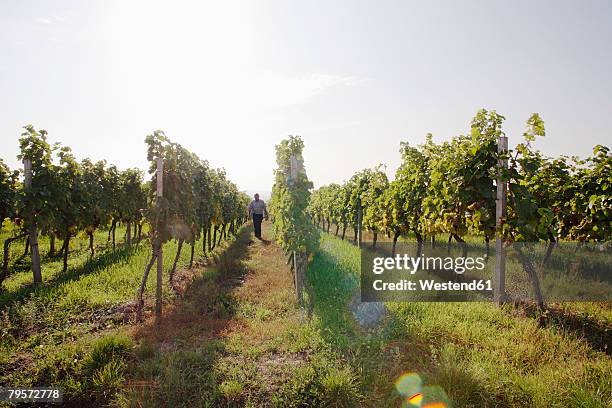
[0,126,250,318]
[308,110,610,305]
[269,136,318,305]
[309,109,610,251]
[138,131,249,319]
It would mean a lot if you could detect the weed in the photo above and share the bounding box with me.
[219,379,244,402]
[92,359,127,398]
[319,366,361,407]
[84,333,133,374]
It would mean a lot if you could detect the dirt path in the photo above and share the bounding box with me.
[220,223,300,348]
[132,221,298,346]
[125,222,334,406]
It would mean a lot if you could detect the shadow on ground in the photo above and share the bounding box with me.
[124,225,254,406]
[305,234,504,407]
[0,244,139,308]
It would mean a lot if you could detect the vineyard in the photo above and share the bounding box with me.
[309,110,611,306]
[0,113,610,407]
[266,113,610,406]
[309,110,610,249]
[0,127,249,297]
[0,126,251,404]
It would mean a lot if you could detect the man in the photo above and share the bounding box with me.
[248,193,268,239]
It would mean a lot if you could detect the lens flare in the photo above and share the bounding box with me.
[396,372,450,408]
[395,372,422,396]
[407,392,423,405]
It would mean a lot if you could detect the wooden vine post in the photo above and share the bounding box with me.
[137,157,164,323]
[289,154,304,309]
[357,197,363,249]
[23,159,42,285]
[293,252,304,309]
[155,157,164,322]
[494,135,508,305]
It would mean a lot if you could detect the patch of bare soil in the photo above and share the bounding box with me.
[129,227,252,347]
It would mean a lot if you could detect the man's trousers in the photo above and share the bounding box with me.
[253,214,263,238]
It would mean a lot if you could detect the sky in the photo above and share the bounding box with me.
[1,0,611,193]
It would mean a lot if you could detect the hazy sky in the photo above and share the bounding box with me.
[1,0,611,192]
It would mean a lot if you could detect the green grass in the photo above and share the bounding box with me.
[0,225,227,405]
[1,225,609,407]
[308,232,612,407]
[118,223,364,407]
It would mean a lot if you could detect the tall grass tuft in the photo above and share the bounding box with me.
[319,367,361,407]
[84,333,133,373]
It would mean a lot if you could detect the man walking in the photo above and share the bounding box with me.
[248,193,268,239]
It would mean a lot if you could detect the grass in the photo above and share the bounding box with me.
[0,223,610,407]
[0,225,231,405]
[118,223,363,407]
[308,232,612,407]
